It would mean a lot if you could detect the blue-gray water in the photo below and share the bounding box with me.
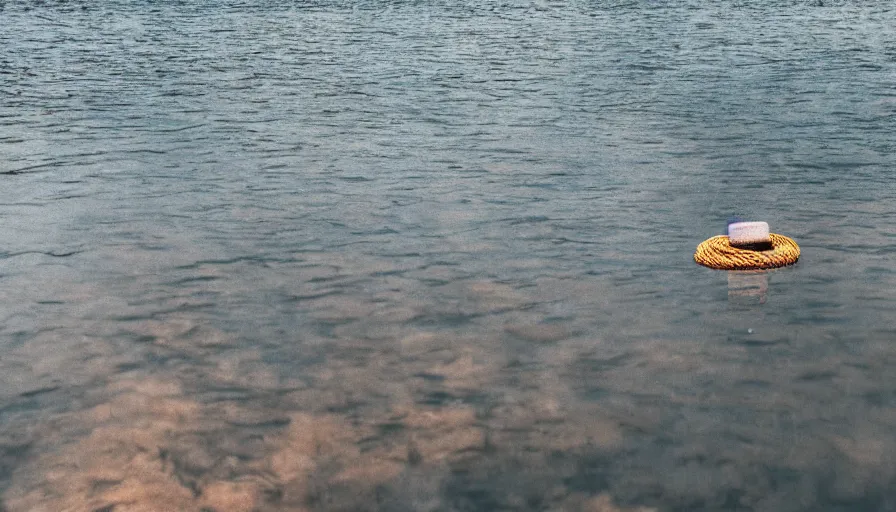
[2,1,895,511]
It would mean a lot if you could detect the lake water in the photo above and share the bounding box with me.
[1,1,895,510]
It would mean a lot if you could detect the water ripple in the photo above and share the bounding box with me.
[1,1,895,511]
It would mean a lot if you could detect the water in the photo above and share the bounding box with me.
[1,1,895,510]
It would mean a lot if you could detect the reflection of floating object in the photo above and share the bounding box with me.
[728,270,768,304]
[727,221,770,247]
[694,233,800,270]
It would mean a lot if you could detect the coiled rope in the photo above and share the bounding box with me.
[694,233,800,270]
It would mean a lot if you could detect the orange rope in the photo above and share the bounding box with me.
[694,233,800,270]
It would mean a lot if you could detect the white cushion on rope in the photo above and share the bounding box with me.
[728,221,770,247]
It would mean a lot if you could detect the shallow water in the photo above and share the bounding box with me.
[2,1,895,510]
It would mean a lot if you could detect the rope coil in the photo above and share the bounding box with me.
[694,233,800,270]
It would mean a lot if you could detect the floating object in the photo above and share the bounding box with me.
[727,221,771,249]
[695,221,800,270]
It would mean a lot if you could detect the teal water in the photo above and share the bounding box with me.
[1,1,895,511]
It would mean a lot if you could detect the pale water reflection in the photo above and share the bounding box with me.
[2,271,655,512]
[727,271,768,305]
[2,1,896,511]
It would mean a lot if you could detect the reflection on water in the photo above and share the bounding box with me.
[728,271,768,305]
[2,1,896,511]
[0,283,655,512]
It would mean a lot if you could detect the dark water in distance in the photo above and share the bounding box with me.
[2,1,895,510]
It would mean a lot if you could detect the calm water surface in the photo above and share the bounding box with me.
[2,1,895,510]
